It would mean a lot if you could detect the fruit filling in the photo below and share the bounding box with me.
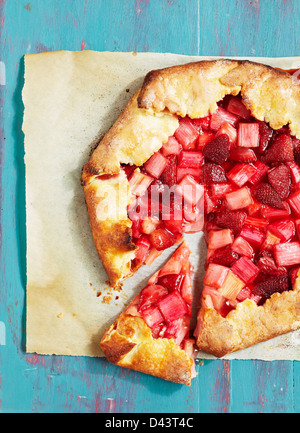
[123,91,300,318]
[124,243,196,365]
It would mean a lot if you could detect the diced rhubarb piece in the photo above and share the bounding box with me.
[182,216,205,234]
[287,162,300,184]
[215,122,238,146]
[249,160,269,185]
[225,187,253,210]
[141,216,160,234]
[288,190,300,217]
[230,147,257,163]
[158,241,190,276]
[197,131,215,149]
[268,219,295,242]
[227,163,257,187]
[210,107,239,131]
[145,247,162,266]
[192,115,211,131]
[265,134,294,164]
[138,284,168,312]
[129,170,153,197]
[208,229,234,250]
[181,274,193,304]
[144,152,169,179]
[204,264,230,288]
[215,210,247,235]
[149,228,177,251]
[165,316,190,345]
[176,166,202,183]
[178,150,203,168]
[141,305,164,329]
[231,256,259,284]
[219,271,245,301]
[176,175,204,206]
[291,266,300,285]
[226,96,251,120]
[202,163,227,184]
[201,286,232,317]
[157,291,189,323]
[174,117,199,150]
[244,216,268,231]
[202,134,230,164]
[211,183,232,198]
[236,286,252,302]
[261,204,290,221]
[135,236,151,263]
[232,236,254,258]
[260,230,281,252]
[296,219,300,240]
[161,136,182,156]
[252,274,290,300]
[240,226,265,248]
[237,123,260,148]
[274,242,300,267]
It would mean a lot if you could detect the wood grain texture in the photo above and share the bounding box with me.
[0,0,299,413]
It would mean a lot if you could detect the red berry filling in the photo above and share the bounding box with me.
[123,92,300,318]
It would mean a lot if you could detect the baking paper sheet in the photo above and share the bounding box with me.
[23,50,300,360]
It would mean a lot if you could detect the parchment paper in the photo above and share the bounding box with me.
[23,50,300,360]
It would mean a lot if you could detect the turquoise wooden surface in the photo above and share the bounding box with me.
[0,0,299,413]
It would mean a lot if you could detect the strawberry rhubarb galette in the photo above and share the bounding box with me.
[100,242,196,385]
[83,59,300,379]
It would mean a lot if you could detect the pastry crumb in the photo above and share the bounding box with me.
[57,312,63,319]
[102,296,112,305]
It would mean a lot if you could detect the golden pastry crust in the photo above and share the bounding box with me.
[83,59,300,288]
[195,271,300,358]
[100,313,194,385]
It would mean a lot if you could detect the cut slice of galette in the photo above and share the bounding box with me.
[83,59,300,357]
[100,242,197,385]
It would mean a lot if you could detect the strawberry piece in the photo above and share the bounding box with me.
[215,122,238,146]
[157,291,189,323]
[294,141,300,166]
[274,242,300,267]
[257,120,273,154]
[135,236,151,264]
[210,107,239,131]
[149,228,177,251]
[226,96,251,120]
[207,246,239,267]
[141,305,165,329]
[174,117,199,150]
[138,284,168,312]
[192,115,211,131]
[264,134,294,164]
[237,123,260,148]
[225,187,253,210]
[252,274,290,300]
[253,182,285,209]
[227,163,257,187]
[202,163,227,184]
[160,154,177,187]
[157,274,185,292]
[141,216,159,235]
[268,164,291,200]
[178,151,203,168]
[258,254,287,276]
[215,210,247,235]
[202,134,230,164]
[161,136,182,156]
[144,152,169,179]
[231,256,259,284]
